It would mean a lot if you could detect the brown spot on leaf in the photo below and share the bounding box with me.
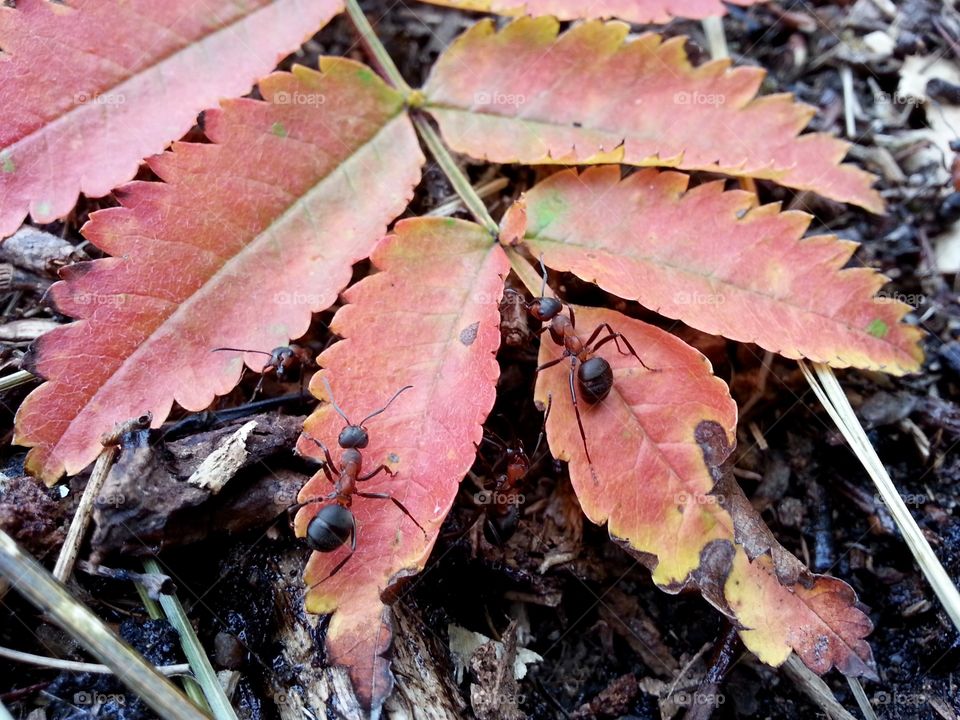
[691,539,736,614]
[459,321,480,345]
[694,419,734,472]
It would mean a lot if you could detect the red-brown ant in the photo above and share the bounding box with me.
[212,344,312,398]
[293,377,425,586]
[508,259,653,464]
[475,397,551,545]
[476,435,530,545]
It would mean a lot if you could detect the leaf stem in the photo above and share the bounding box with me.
[343,1,499,236]
[343,0,412,96]
[412,114,499,236]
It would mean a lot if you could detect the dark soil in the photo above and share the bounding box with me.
[2,0,960,719]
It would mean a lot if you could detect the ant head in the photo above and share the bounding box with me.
[338,425,369,449]
[306,504,354,552]
[504,439,525,460]
[529,296,562,322]
[322,376,413,449]
[270,346,294,362]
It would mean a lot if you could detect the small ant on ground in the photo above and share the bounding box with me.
[447,398,550,550]
[212,344,313,399]
[507,259,654,464]
[473,397,551,546]
[292,377,425,587]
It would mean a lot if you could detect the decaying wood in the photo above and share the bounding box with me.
[383,602,468,719]
[89,412,306,559]
[0,226,86,276]
[267,549,466,719]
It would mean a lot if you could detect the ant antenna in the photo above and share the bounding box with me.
[538,254,548,297]
[360,385,413,426]
[212,346,273,357]
[321,376,354,426]
[322,376,413,428]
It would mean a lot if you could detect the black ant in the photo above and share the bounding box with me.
[293,377,425,586]
[212,344,313,398]
[507,259,653,464]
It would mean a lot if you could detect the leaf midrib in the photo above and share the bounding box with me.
[55,111,411,458]
[5,0,312,155]
[528,234,915,366]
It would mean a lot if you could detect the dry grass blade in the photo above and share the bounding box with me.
[0,645,190,676]
[143,558,237,720]
[800,361,960,632]
[847,677,880,720]
[0,530,208,720]
[53,445,118,581]
[0,370,33,392]
[781,655,860,720]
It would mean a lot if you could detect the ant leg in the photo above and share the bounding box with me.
[568,358,593,464]
[535,356,565,374]
[357,464,395,482]
[590,326,657,371]
[286,490,337,515]
[567,304,576,328]
[531,393,552,461]
[285,492,337,537]
[357,491,427,535]
[250,362,276,402]
[302,435,337,482]
[307,518,357,589]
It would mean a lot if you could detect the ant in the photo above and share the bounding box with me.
[447,398,550,550]
[212,344,313,399]
[507,259,653,464]
[474,397,551,546]
[293,377,425,586]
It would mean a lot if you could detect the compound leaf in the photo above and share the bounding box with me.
[14,58,424,483]
[413,0,760,23]
[532,304,876,677]
[422,18,882,211]
[295,218,507,712]
[507,167,922,374]
[0,0,343,237]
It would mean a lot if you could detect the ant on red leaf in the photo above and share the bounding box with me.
[508,258,655,464]
[293,377,425,587]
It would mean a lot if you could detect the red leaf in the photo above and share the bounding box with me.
[532,303,738,586]
[414,0,760,23]
[0,0,342,237]
[506,167,923,374]
[423,18,881,210]
[294,218,507,711]
[14,59,423,483]
[727,550,876,678]
[531,303,876,676]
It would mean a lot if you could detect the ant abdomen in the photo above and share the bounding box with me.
[578,357,613,404]
[306,505,354,552]
[484,505,520,546]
